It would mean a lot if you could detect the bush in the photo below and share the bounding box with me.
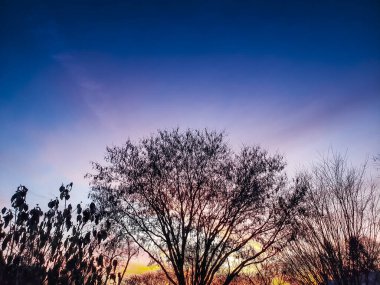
[0,183,110,285]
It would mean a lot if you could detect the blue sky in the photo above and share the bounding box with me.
[0,0,379,206]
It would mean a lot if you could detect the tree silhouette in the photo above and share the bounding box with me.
[88,129,306,285]
[281,154,380,285]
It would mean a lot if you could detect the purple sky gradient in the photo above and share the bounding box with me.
[0,0,379,206]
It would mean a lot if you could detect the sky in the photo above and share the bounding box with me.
[0,0,379,208]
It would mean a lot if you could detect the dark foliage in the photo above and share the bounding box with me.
[0,183,115,285]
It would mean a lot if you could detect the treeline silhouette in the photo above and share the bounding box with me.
[0,129,379,285]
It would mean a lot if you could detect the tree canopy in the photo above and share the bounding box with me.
[88,129,306,285]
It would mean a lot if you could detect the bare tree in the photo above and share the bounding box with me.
[282,154,380,285]
[100,230,139,285]
[88,129,306,285]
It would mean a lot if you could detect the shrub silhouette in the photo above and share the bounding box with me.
[0,183,118,285]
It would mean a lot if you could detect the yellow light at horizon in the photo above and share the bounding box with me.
[125,262,160,275]
[272,277,290,285]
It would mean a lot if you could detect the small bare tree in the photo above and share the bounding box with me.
[282,154,380,285]
[99,230,139,285]
[88,129,306,285]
